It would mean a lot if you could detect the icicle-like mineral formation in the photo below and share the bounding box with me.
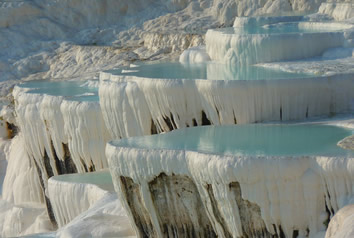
[48,171,113,227]
[106,124,354,238]
[206,21,352,65]
[100,72,354,139]
[12,86,111,226]
[13,87,110,177]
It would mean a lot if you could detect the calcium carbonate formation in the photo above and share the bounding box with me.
[104,123,354,237]
[0,1,354,237]
[8,86,110,227]
[100,73,354,137]
[106,137,354,238]
[206,21,353,65]
[48,171,113,227]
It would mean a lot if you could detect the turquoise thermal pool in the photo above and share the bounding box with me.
[19,80,99,101]
[107,61,311,80]
[112,124,354,157]
[52,171,113,191]
[217,22,344,35]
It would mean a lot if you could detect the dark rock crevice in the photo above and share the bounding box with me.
[51,141,77,175]
[43,150,54,178]
[151,119,158,134]
[5,122,18,139]
[32,158,58,229]
[163,113,178,131]
[324,197,331,228]
[148,173,217,238]
[80,158,89,172]
[206,184,233,238]
[120,176,156,238]
[201,110,211,125]
[62,143,77,174]
[229,182,275,238]
[280,107,283,121]
[192,118,198,126]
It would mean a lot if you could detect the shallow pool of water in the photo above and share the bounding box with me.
[114,124,353,157]
[216,22,343,35]
[53,171,113,190]
[19,80,99,101]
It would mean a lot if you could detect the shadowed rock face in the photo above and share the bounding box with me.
[229,182,276,238]
[149,173,217,238]
[206,184,233,238]
[32,158,58,228]
[120,176,156,238]
[32,141,79,227]
[119,172,284,238]
[5,122,17,139]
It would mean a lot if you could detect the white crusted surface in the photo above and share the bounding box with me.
[13,86,111,176]
[48,171,135,237]
[1,0,350,83]
[48,172,112,227]
[55,193,135,238]
[325,204,354,238]
[0,135,52,237]
[1,1,354,237]
[206,22,352,65]
[318,2,354,21]
[100,73,354,140]
[179,46,211,63]
[2,135,43,205]
[0,138,9,197]
[107,141,354,238]
[60,100,110,172]
[259,48,354,76]
[0,199,52,237]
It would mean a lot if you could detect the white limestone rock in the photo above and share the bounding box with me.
[318,2,354,21]
[48,171,113,227]
[2,135,43,205]
[48,171,135,237]
[106,143,354,238]
[179,46,211,63]
[325,204,354,238]
[206,22,352,65]
[55,193,135,238]
[100,72,354,139]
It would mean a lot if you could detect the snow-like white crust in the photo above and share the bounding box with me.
[13,86,111,182]
[179,46,211,63]
[325,204,354,238]
[0,0,353,237]
[2,135,43,205]
[206,22,353,65]
[107,141,354,238]
[55,193,135,238]
[0,136,52,237]
[48,172,112,227]
[100,73,354,139]
[318,2,354,21]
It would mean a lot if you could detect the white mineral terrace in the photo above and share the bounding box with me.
[13,82,108,179]
[11,59,354,217]
[48,171,114,227]
[1,2,354,237]
[48,170,135,237]
[206,21,354,65]
[106,123,354,238]
[14,62,354,186]
[100,72,354,138]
